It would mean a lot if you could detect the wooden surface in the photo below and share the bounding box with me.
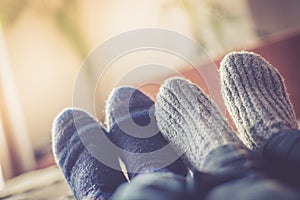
[0,166,73,200]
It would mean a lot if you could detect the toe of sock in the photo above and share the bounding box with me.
[52,108,88,134]
[220,51,275,78]
[105,86,154,128]
[52,108,91,152]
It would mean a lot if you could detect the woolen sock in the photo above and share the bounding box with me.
[52,108,127,200]
[155,77,242,170]
[220,51,298,151]
[105,87,188,179]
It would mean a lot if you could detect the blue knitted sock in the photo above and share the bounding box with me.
[105,87,188,179]
[52,108,127,200]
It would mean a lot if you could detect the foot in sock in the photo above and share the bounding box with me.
[52,108,127,199]
[155,77,242,170]
[220,51,298,151]
[105,87,188,179]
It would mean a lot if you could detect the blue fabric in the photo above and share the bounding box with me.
[263,129,300,188]
[201,144,300,200]
[112,173,193,200]
[111,143,300,200]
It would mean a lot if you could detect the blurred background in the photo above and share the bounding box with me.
[0,0,300,184]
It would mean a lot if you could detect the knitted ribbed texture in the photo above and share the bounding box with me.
[220,51,298,151]
[155,77,241,170]
[105,87,187,179]
[52,108,127,200]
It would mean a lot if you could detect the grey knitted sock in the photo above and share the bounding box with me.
[220,51,298,151]
[155,77,242,170]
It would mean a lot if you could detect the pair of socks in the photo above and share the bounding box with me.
[53,51,299,199]
[52,88,187,199]
[110,55,300,200]
[155,51,298,170]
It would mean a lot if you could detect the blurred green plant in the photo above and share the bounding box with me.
[0,0,255,58]
[0,0,28,27]
[0,0,88,59]
[162,0,255,54]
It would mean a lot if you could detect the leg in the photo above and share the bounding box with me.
[263,128,300,187]
[202,144,300,200]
